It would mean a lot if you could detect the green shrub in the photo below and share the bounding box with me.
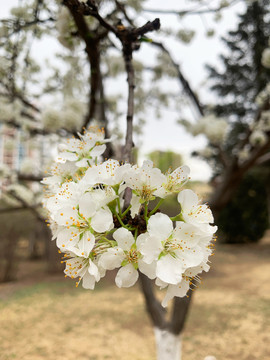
[217,171,269,243]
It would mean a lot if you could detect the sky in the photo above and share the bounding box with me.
[0,0,246,181]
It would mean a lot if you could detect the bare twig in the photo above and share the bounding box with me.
[142,0,241,17]
[151,41,204,116]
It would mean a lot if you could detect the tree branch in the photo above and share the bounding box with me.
[151,41,204,116]
[63,0,117,34]
[142,0,241,17]
[169,290,193,334]
[139,273,168,329]
[6,191,44,222]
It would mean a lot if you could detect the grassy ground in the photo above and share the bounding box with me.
[0,232,270,360]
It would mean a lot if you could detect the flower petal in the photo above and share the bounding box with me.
[138,259,156,279]
[91,207,113,233]
[78,192,97,219]
[161,278,190,307]
[147,213,173,239]
[99,247,125,270]
[115,263,138,288]
[140,235,163,264]
[177,189,198,213]
[113,228,134,251]
[77,231,95,257]
[156,254,183,285]
[56,228,79,249]
[88,261,100,281]
[130,194,141,218]
[82,271,96,289]
[136,233,149,252]
[177,245,204,269]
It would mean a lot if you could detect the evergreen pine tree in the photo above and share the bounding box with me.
[207,0,270,121]
[206,0,270,243]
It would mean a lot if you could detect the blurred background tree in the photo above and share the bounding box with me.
[148,150,182,173]
[207,0,270,242]
[181,0,270,243]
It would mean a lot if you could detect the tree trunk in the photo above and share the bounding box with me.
[139,273,193,360]
[154,328,182,360]
[0,230,18,282]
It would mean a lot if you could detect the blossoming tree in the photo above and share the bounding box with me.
[1,1,268,359]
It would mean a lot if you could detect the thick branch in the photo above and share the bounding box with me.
[139,273,168,329]
[122,49,135,163]
[169,290,193,334]
[0,82,41,114]
[99,71,114,159]
[18,173,43,182]
[0,205,40,214]
[64,1,106,130]
[63,0,117,34]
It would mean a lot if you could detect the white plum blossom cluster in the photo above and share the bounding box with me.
[180,115,228,145]
[42,127,217,307]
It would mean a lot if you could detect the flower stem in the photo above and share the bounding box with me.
[117,197,122,216]
[149,198,164,216]
[144,203,148,226]
[112,209,135,231]
[122,204,131,217]
[134,227,138,240]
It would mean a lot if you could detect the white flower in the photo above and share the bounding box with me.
[154,165,190,198]
[83,159,131,190]
[63,248,102,290]
[262,48,270,69]
[42,162,78,191]
[57,128,111,167]
[141,213,211,285]
[178,189,216,233]
[54,191,114,232]
[123,160,166,217]
[45,181,85,215]
[160,277,190,307]
[99,228,156,287]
